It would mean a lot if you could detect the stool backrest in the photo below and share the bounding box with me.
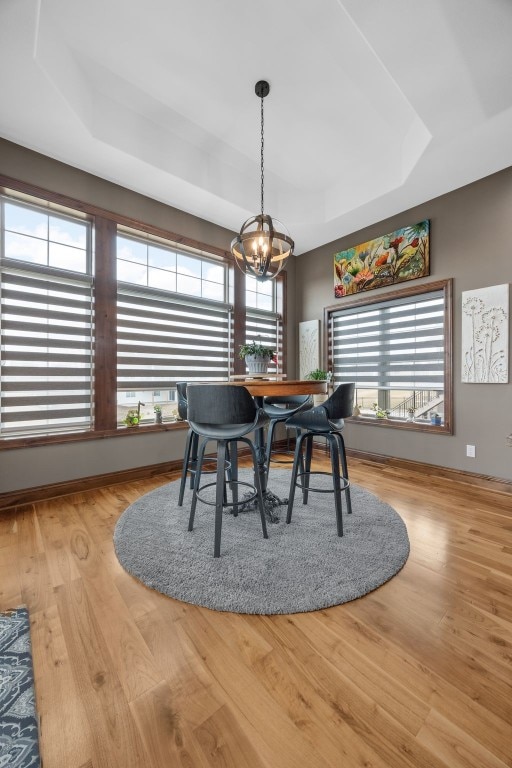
[176,381,188,420]
[187,385,256,425]
[323,383,355,420]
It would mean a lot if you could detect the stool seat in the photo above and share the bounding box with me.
[286,383,355,537]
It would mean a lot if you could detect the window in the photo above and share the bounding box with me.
[116,229,232,424]
[0,179,288,443]
[0,195,93,437]
[326,280,452,432]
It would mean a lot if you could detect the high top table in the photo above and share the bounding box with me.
[191,378,328,520]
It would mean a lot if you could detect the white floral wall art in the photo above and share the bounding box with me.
[299,320,320,379]
[462,284,509,383]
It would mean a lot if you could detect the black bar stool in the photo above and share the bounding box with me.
[177,382,199,507]
[285,383,355,537]
[187,385,269,558]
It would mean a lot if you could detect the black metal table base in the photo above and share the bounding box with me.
[234,488,288,524]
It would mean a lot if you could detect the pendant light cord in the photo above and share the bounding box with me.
[260,93,264,217]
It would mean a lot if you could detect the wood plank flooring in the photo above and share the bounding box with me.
[1,454,511,768]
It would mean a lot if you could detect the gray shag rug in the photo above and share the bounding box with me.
[114,470,410,614]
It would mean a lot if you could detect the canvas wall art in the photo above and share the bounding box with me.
[299,319,320,379]
[461,283,509,383]
[334,220,430,298]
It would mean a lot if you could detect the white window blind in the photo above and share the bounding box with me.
[0,263,93,435]
[331,289,445,390]
[117,284,233,388]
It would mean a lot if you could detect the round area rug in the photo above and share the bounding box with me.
[114,470,409,614]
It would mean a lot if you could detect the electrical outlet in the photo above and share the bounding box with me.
[466,444,476,458]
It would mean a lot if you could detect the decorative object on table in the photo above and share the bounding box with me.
[461,283,509,383]
[114,469,410,615]
[0,606,41,768]
[299,319,320,379]
[352,404,361,418]
[153,405,162,424]
[239,340,276,374]
[306,368,332,405]
[334,220,430,298]
[230,80,294,282]
[430,411,442,426]
[407,407,415,422]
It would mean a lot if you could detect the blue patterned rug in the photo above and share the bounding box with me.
[0,608,41,768]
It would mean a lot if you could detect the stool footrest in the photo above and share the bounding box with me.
[195,480,257,508]
[295,470,350,494]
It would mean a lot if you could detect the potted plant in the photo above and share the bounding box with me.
[407,406,415,422]
[430,411,442,425]
[306,369,332,405]
[154,405,163,424]
[372,402,390,419]
[305,368,331,381]
[123,409,140,427]
[239,340,276,374]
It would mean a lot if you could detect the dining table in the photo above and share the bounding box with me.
[207,377,329,520]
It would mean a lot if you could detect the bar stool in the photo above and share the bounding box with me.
[187,385,269,558]
[263,395,312,471]
[285,383,355,537]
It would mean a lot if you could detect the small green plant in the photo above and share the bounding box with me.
[123,409,140,427]
[239,341,275,359]
[153,405,162,412]
[306,368,332,381]
[372,402,390,419]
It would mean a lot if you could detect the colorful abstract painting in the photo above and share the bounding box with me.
[334,220,430,298]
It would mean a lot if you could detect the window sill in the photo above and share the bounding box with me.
[0,420,188,451]
[347,416,452,435]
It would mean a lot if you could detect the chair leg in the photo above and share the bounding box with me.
[229,441,239,516]
[248,441,268,539]
[327,434,343,537]
[264,418,279,473]
[214,440,227,558]
[335,432,352,515]
[188,438,207,531]
[188,432,199,489]
[286,432,306,524]
[303,434,313,504]
[178,428,195,506]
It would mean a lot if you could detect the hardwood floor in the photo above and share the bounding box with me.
[1,454,511,768]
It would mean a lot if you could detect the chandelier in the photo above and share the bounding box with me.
[231,80,294,282]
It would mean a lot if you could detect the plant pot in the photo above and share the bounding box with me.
[313,393,328,406]
[155,411,162,424]
[245,355,270,374]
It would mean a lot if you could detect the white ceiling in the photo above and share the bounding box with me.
[1,0,512,254]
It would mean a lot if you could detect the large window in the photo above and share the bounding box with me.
[116,229,231,425]
[326,280,452,432]
[0,181,287,442]
[0,196,93,436]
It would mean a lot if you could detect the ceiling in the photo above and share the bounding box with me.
[1,0,512,255]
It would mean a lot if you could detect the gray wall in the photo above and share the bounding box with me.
[0,138,297,493]
[296,167,512,482]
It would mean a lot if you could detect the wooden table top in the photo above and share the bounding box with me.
[188,379,328,397]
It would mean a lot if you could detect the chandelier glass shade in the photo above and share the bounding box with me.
[231,81,294,282]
